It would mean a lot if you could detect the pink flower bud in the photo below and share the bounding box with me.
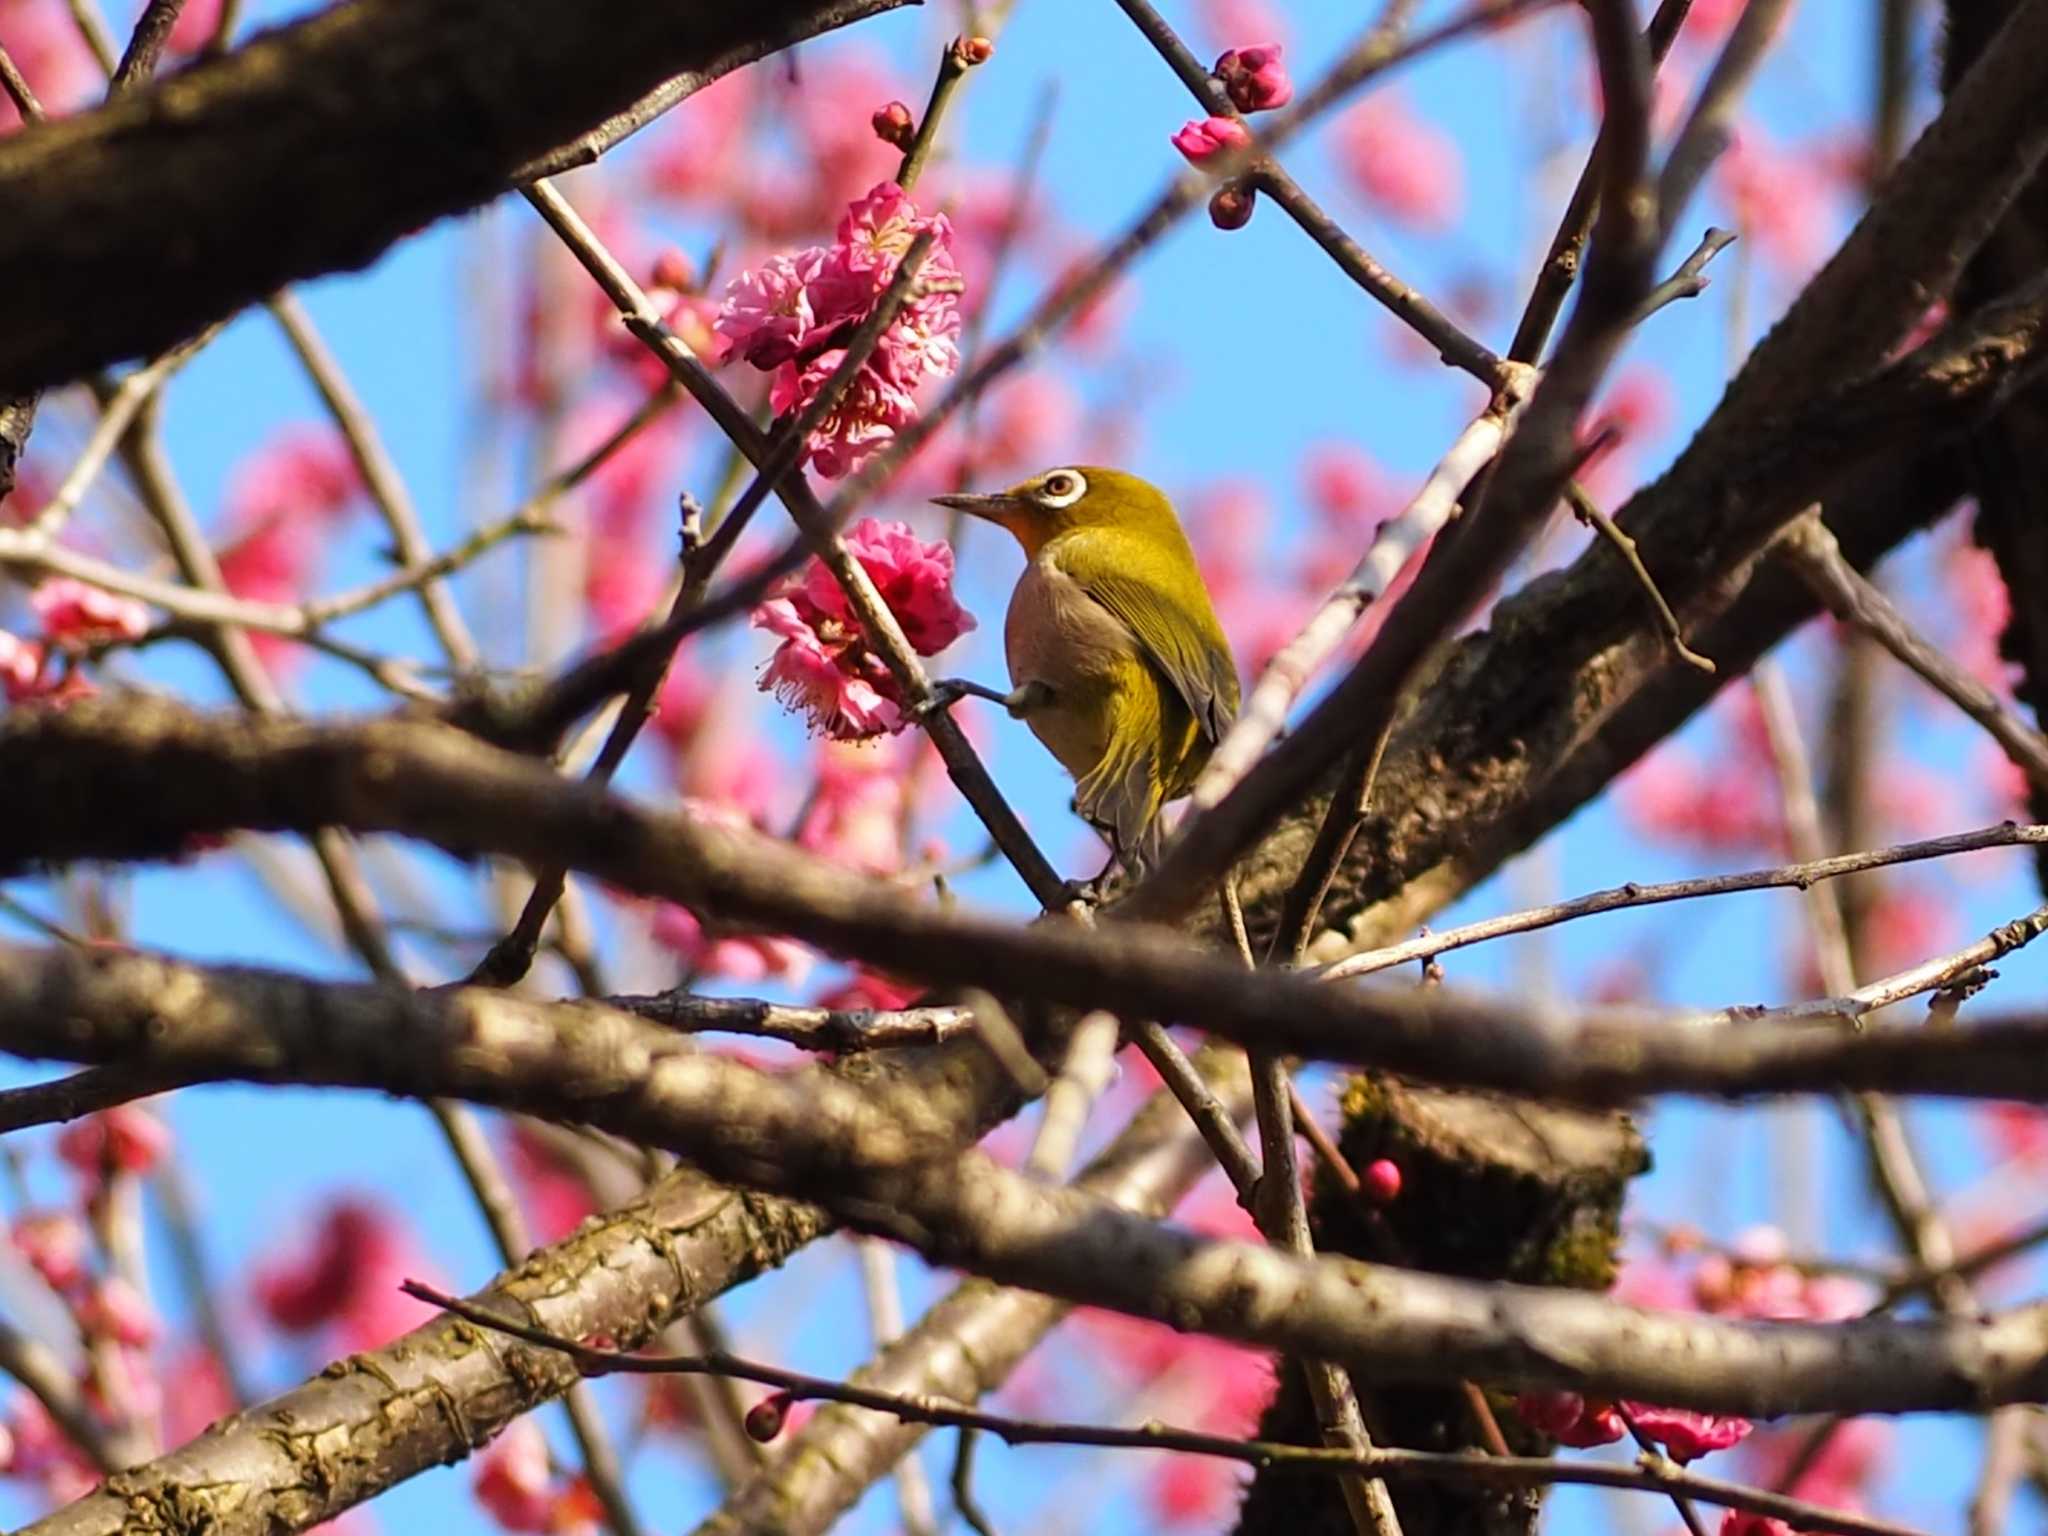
[1208,182,1256,230]
[1214,43,1292,112]
[649,248,695,294]
[1171,115,1254,168]
[955,34,995,65]
[871,100,915,150]
[745,1390,791,1442]
[1363,1158,1401,1205]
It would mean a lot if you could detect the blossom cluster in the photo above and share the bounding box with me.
[0,1107,174,1504]
[717,181,964,478]
[1512,1227,1894,1532]
[1513,1389,1752,1462]
[0,579,151,707]
[752,516,973,739]
[1171,41,1292,197]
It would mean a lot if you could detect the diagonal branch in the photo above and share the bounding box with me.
[0,0,914,394]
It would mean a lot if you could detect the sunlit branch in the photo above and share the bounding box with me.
[408,1280,1921,1536]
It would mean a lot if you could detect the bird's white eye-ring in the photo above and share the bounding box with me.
[1038,470,1087,508]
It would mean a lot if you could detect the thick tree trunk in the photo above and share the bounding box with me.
[1233,1081,1645,1536]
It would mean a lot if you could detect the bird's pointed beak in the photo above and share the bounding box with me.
[930,491,1016,523]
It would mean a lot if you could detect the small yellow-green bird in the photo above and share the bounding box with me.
[930,466,1239,868]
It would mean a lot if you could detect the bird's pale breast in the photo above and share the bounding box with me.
[1004,550,1143,782]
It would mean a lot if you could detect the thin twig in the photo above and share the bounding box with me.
[431,1100,649,1536]
[1784,515,2048,793]
[613,990,977,1052]
[856,1238,941,1536]
[1320,821,2048,981]
[269,293,482,674]
[1249,1049,1405,1536]
[1110,0,1501,385]
[21,333,213,543]
[1698,902,2048,1028]
[402,1282,1925,1536]
[1026,1010,1121,1179]
[1130,1022,1262,1195]
[1630,226,1740,327]
[895,35,993,194]
[0,1316,131,1473]
[952,1428,1001,1536]
[0,41,45,120]
[62,0,119,73]
[1507,0,1695,363]
[1190,386,1531,814]
[1565,480,1714,672]
[109,0,185,91]
[1616,1404,1712,1536]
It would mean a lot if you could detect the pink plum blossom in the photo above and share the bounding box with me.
[57,1105,169,1178]
[473,1417,601,1534]
[1516,1392,1749,1461]
[12,1211,88,1293]
[754,596,903,739]
[1624,1403,1753,1462]
[1170,115,1253,166]
[1214,44,1292,112]
[720,248,828,369]
[1514,1390,1625,1447]
[798,743,909,873]
[753,518,973,739]
[768,351,921,479]
[718,182,964,477]
[796,516,975,655]
[252,1196,438,1350]
[1334,93,1463,231]
[31,579,149,647]
[650,898,814,984]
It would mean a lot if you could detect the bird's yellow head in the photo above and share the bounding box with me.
[931,466,1180,559]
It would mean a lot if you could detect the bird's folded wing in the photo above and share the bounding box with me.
[1056,546,1240,744]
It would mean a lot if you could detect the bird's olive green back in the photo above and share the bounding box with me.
[1038,468,1241,746]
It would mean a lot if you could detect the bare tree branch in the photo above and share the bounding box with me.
[12,943,2048,1422]
[0,0,913,394]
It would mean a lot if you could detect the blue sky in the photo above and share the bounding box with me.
[4,0,2040,1529]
